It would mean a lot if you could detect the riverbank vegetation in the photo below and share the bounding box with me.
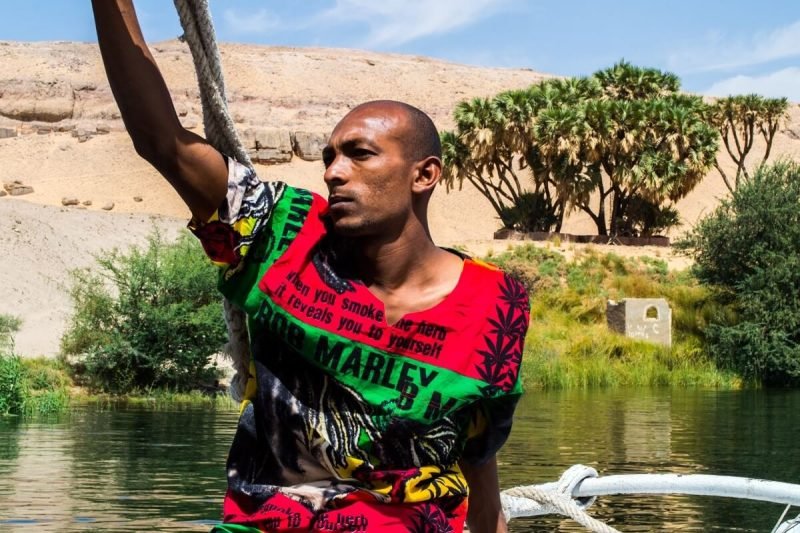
[55,227,744,397]
[71,387,236,410]
[1,229,761,417]
[6,163,799,416]
[678,161,800,385]
[1,352,233,416]
[0,315,71,416]
[61,231,227,394]
[489,245,741,389]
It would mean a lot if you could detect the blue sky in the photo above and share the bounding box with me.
[1,1,798,100]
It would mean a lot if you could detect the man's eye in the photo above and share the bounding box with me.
[353,148,373,159]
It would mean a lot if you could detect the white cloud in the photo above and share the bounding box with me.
[316,0,515,48]
[704,67,800,101]
[670,19,800,73]
[223,8,280,35]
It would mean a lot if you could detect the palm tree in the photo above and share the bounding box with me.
[443,61,719,238]
[441,130,505,218]
[560,64,718,236]
[441,97,531,228]
[707,95,790,192]
[499,78,603,232]
[594,60,680,101]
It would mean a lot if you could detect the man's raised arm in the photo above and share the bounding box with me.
[92,0,228,221]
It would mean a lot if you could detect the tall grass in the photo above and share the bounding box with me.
[0,314,25,415]
[0,312,71,416]
[0,354,27,415]
[490,245,742,389]
[21,358,71,415]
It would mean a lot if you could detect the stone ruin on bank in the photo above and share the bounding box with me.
[607,298,672,347]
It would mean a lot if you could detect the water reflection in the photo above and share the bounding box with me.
[0,408,237,532]
[0,390,798,531]
[501,389,800,532]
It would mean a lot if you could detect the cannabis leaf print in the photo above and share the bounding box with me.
[407,503,454,533]
[498,272,530,314]
[475,274,529,392]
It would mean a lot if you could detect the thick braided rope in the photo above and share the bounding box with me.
[501,466,619,532]
[502,485,621,533]
[173,0,225,139]
[173,0,252,167]
[173,0,251,400]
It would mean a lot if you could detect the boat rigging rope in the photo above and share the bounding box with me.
[503,486,620,533]
[171,2,619,531]
[173,0,250,166]
[502,465,621,533]
[173,0,251,401]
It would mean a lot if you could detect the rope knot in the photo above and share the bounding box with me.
[501,465,620,532]
[556,464,598,510]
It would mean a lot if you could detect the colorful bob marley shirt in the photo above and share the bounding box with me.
[192,160,529,532]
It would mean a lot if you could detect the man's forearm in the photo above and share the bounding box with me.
[461,457,508,533]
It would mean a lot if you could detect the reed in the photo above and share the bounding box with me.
[0,356,72,416]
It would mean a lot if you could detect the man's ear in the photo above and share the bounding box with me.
[411,156,442,194]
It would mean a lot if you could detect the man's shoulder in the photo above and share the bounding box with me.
[467,257,502,275]
[467,257,528,296]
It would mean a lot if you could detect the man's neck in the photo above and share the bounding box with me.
[341,220,464,324]
[355,224,442,292]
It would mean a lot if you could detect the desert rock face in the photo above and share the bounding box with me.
[0,40,552,139]
[0,39,798,357]
[240,127,294,164]
[0,79,76,123]
[292,131,328,162]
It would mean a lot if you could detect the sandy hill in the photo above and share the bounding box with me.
[1,40,798,357]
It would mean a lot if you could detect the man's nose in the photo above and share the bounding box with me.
[323,154,348,186]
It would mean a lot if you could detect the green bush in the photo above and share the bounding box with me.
[678,161,800,385]
[0,354,70,417]
[62,231,227,393]
[615,195,681,237]
[498,191,560,232]
[490,245,566,292]
[22,357,71,390]
[20,358,70,415]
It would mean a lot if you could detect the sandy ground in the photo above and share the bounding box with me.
[1,41,798,357]
[0,199,183,357]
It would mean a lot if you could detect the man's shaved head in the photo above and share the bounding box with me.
[345,100,442,162]
[323,99,445,237]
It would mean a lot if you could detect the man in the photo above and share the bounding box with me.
[92,2,529,532]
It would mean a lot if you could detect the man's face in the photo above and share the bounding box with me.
[322,106,417,238]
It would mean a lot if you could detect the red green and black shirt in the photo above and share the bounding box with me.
[192,159,529,530]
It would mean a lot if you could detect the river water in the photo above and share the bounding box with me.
[1,389,799,532]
